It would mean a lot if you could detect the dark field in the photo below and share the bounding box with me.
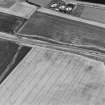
[0,12,26,34]
[0,38,31,83]
[18,12,105,50]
